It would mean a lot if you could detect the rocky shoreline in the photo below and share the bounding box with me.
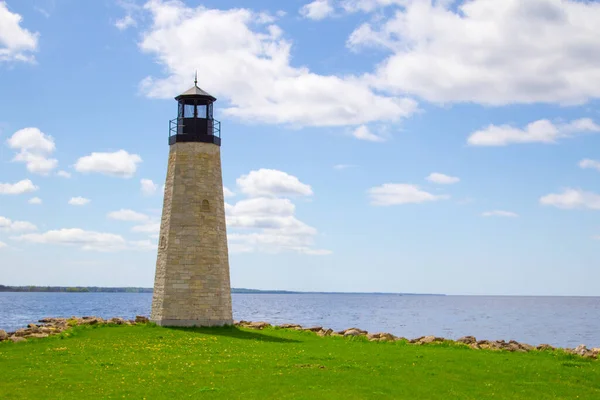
[1,317,598,360]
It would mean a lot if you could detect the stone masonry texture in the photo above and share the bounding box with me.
[151,142,233,327]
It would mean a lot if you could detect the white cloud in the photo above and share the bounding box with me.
[138,1,417,128]
[333,164,355,170]
[7,128,58,175]
[6,127,55,153]
[237,169,313,198]
[115,14,136,30]
[481,210,518,218]
[223,187,235,198]
[108,209,150,222]
[68,197,90,206]
[352,125,385,142]
[28,197,42,205]
[131,222,161,234]
[341,0,405,13]
[141,179,158,196]
[227,171,328,255]
[368,183,449,206]
[467,119,600,147]
[0,179,38,195]
[57,170,71,178]
[0,216,37,232]
[579,159,600,172]
[0,241,6,249]
[227,198,315,235]
[300,0,334,20]
[74,150,142,178]
[540,188,600,210]
[426,172,460,185]
[352,0,600,106]
[129,239,157,251]
[12,151,59,174]
[0,2,39,63]
[12,228,127,252]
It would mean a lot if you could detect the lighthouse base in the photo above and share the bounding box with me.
[151,318,233,327]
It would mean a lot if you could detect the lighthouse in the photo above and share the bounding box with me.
[150,77,233,327]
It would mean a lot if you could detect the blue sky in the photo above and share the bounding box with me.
[2,0,600,295]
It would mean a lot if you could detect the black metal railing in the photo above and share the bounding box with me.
[169,118,221,138]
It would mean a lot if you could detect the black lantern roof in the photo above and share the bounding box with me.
[175,73,216,103]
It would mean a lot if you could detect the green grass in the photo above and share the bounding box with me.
[0,324,598,399]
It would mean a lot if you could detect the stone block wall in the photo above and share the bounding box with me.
[151,142,233,326]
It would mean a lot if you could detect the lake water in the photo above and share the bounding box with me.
[0,292,598,348]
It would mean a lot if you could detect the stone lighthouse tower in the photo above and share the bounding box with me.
[150,78,233,327]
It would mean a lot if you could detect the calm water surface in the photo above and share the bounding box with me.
[0,292,598,348]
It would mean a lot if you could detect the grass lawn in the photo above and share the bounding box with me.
[0,324,598,399]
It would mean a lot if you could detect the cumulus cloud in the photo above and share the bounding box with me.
[68,197,90,206]
[227,169,328,255]
[481,210,518,218]
[108,209,150,222]
[6,127,55,153]
[74,150,142,178]
[28,197,42,205]
[227,197,328,255]
[115,14,136,30]
[426,172,460,185]
[467,119,600,146]
[540,188,600,210]
[57,170,72,178]
[300,0,334,20]
[579,159,600,172]
[0,179,38,195]
[141,179,158,196]
[0,2,39,63]
[129,239,157,251]
[6,128,58,175]
[0,216,37,232]
[131,222,161,234]
[351,0,600,106]
[368,183,449,206]
[138,0,417,128]
[236,169,313,198]
[352,125,385,142]
[12,228,127,252]
[223,187,235,198]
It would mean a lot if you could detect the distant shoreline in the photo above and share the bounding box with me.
[0,285,445,296]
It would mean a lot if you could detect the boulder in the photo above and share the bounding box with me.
[135,316,149,324]
[317,329,333,337]
[9,336,26,343]
[456,336,477,345]
[469,343,480,350]
[25,333,49,339]
[14,329,29,337]
[277,323,301,329]
[419,336,445,344]
[304,326,323,332]
[395,337,408,342]
[520,343,535,352]
[0,330,7,341]
[537,344,555,351]
[573,345,596,359]
[343,329,364,337]
[109,317,126,325]
[366,332,396,341]
[246,321,271,330]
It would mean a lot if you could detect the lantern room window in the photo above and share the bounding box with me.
[168,77,221,146]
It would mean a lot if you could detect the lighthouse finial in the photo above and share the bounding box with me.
[194,71,198,86]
